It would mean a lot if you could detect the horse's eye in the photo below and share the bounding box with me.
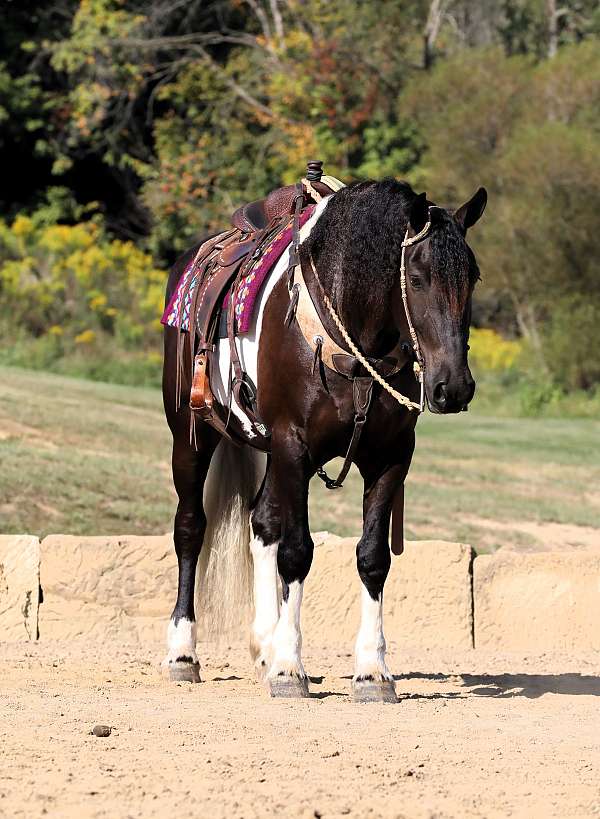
[409,275,422,289]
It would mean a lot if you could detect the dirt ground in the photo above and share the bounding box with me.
[2,641,599,819]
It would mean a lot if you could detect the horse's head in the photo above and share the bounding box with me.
[396,188,487,414]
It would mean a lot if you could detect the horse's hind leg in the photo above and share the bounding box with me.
[249,460,281,681]
[264,427,314,698]
[162,422,218,682]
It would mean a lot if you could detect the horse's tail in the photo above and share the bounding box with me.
[196,438,266,640]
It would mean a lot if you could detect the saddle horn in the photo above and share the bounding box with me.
[306,160,324,182]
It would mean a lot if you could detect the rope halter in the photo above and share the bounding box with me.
[308,211,432,413]
[400,213,432,412]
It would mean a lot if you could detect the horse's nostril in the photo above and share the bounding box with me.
[433,380,447,407]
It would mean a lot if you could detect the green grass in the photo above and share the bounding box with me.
[1,366,599,552]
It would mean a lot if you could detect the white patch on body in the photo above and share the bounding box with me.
[212,196,332,435]
[267,580,306,680]
[354,587,392,681]
[162,617,199,667]
[249,535,280,674]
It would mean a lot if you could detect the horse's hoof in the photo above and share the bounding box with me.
[352,677,397,703]
[164,661,201,683]
[268,674,310,698]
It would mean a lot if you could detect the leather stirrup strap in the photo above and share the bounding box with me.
[390,482,405,556]
[316,376,374,489]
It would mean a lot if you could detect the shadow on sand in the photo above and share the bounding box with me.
[393,672,600,699]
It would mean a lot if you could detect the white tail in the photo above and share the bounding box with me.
[196,438,267,640]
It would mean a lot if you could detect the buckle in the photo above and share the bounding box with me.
[316,467,342,490]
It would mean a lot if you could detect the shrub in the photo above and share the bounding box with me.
[0,212,166,355]
[542,295,600,391]
[469,328,523,374]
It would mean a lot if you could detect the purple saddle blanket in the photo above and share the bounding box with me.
[161,206,315,335]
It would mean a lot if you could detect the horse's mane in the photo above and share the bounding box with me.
[302,179,479,312]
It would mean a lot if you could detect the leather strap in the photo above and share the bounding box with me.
[190,349,213,416]
[391,483,405,556]
[226,218,285,436]
[316,376,373,490]
[290,262,407,380]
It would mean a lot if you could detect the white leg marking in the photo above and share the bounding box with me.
[162,617,199,668]
[354,587,392,682]
[250,536,280,674]
[267,581,306,680]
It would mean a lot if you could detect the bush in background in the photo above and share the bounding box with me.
[0,205,166,385]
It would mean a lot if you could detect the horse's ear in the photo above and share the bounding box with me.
[454,187,487,233]
[409,192,429,234]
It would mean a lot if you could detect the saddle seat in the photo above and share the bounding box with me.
[231,185,299,233]
[231,171,339,233]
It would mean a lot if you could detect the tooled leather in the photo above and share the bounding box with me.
[264,185,300,222]
[217,238,256,267]
[352,376,374,417]
[190,352,212,414]
[231,185,304,233]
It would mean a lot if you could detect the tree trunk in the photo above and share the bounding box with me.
[424,0,445,70]
[547,0,558,58]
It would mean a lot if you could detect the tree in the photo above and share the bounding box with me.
[402,41,600,387]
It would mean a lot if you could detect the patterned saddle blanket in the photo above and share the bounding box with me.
[161,206,315,335]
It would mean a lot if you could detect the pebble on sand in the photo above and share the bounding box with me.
[92,725,112,737]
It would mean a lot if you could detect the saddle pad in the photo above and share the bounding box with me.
[161,206,315,335]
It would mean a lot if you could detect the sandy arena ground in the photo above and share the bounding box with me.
[1,640,600,819]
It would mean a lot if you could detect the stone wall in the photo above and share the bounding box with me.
[1,533,599,651]
[474,551,600,651]
[39,535,176,644]
[304,535,474,650]
[0,535,39,641]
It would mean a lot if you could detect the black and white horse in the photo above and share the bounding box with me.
[162,179,486,700]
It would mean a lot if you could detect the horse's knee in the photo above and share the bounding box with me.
[277,535,313,588]
[356,537,391,597]
[251,506,280,546]
[251,474,280,545]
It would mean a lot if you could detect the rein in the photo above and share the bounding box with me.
[299,213,432,489]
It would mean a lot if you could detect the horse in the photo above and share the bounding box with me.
[161,178,487,701]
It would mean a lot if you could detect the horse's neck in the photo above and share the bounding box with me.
[334,271,399,358]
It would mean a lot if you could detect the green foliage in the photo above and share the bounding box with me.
[403,41,600,391]
[543,295,600,391]
[1,2,599,397]
[0,206,166,378]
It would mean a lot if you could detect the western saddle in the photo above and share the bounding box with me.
[178,161,338,447]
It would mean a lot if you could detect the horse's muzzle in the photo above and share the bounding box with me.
[426,370,476,414]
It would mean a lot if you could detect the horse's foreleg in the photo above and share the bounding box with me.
[353,461,410,703]
[162,430,216,682]
[266,428,313,698]
[249,462,281,680]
